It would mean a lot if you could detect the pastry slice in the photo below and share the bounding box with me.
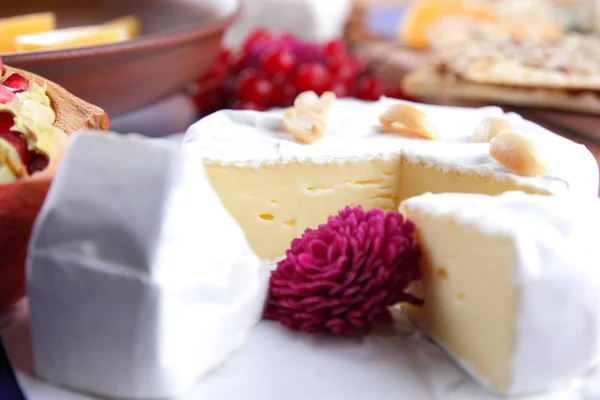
[0,60,108,309]
[400,191,600,396]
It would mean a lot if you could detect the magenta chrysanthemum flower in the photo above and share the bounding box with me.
[264,206,423,336]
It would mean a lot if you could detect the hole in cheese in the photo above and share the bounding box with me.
[284,219,296,227]
[258,213,275,221]
[436,268,448,279]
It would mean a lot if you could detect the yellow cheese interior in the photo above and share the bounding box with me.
[205,156,545,260]
[399,207,518,394]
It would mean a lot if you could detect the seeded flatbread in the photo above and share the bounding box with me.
[402,67,600,115]
[433,34,600,90]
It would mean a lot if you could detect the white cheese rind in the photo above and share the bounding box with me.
[26,131,268,399]
[183,97,599,198]
[401,191,600,396]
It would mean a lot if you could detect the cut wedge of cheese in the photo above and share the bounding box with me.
[14,25,129,51]
[105,15,141,38]
[27,131,267,399]
[183,98,599,260]
[0,12,56,53]
[399,191,600,396]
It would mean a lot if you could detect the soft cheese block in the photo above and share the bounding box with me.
[224,0,351,46]
[183,98,599,260]
[399,191,600,396]
[26,131,268,399]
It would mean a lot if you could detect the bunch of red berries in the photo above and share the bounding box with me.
[189,29,408,116]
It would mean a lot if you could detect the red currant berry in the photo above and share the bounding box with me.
[357,76,386,101]
[232,100,265,111]
[216,49,232,64]
[243,28,272,53]
[292,62,331,94]
[349,58,367,76]
[260,47,297,77]
[385,86,409,100]
[323,39,348,62]
[192,87,228,116]
[327,59,357,83]
[328,81,350,98]
[271,82,297,107]
[198,62,228,84]
[219,49,242,71]
[235,70,275,105]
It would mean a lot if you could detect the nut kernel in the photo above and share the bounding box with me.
[379,104,439,140]
[473,117,511,143]
[489,131,548,177]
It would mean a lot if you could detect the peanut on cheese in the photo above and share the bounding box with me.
[283,91,337,144]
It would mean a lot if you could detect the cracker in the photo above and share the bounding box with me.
[435,34,600,90]
[402,67,600,115]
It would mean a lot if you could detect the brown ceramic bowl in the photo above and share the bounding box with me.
[0,0,240,117]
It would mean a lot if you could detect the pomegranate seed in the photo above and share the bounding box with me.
[260,47,297,77]
[328,81,350,98]
[271,82,297,107]
[0,86,17,104]
[243,28,272,53]
[293,62,331,94]
[0,112,14,133]
[235,70,275,105]
[327,59,357,83]
[0,132,29,166]
[2,73,29,93]
[232,100,265,111]
[357,76,386,101]
[28,152,49,174]
[323,39,348,62]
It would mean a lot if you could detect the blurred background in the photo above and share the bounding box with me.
[0,0,599,163]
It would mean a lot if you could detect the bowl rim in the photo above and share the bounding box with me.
[1,0,241,65]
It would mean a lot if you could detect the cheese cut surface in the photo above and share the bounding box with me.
[183,98,599,259]
[399,191,600,396]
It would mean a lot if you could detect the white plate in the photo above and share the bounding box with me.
[3,300,600,400]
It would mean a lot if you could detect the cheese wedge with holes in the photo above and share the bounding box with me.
[399,191,600,396]
[183,98,599,260]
